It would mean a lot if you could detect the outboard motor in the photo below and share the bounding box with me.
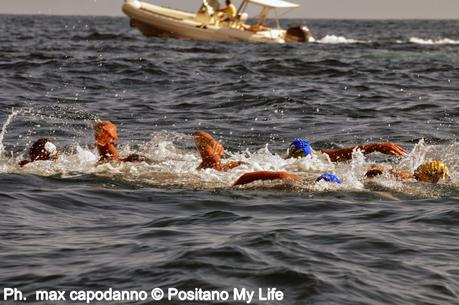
[285,26,313,43]
[195,0,215,24]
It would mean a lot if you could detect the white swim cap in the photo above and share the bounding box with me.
[44,141,58,157]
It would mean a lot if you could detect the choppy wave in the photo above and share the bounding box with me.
[316,35,459,45]
[408,37,459,45]
[1,16,459,305]
[315,35,366,44]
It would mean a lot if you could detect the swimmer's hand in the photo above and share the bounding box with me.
[122,154,146,162]
[221,160,241,171]
[198,160,241,171]
[365,165,414,181]
[234,171,300,186]
[366,143,407,157]
[19,160,31,167]
[365,165,386,178]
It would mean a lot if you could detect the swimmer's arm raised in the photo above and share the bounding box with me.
[320,143,406,162]
[195,130,241,171]
[234,171,300,186]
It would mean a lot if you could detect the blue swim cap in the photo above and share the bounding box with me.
[316,173,341,184]
[288,139,313,158]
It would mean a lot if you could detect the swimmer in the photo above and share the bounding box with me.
[316,173,341,184]
[365,160,450,183]
[233,171,340,186]
[195,133,405,171]
[194,130,241,171]
[233,171,300,186]
[19,138,59,167]
[233,138,406,186]
[288,138,406,162]
[234,160,449,186]
[94,120,144,162]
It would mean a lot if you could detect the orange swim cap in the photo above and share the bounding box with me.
[95,121,118,146]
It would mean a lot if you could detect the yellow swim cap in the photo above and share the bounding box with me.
[414,160,449,183]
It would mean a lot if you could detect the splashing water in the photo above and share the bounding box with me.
[399,139,428,171]
[409,37,459,45]
[2,128,455,198]
[347,148,366,189]
[0,107,457,198]
[0,110,19,157]
[316,35,364,44]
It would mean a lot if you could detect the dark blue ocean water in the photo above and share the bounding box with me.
[0,14,458,305]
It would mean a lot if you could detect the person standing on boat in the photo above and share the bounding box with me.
[216,0,237,21]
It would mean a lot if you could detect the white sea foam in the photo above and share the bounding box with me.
[0,112,457,196]
[0,110,19,157]
[316,35,364,44]
[315,35,459,45]
[6,135,456,196]
[409,37,459,45]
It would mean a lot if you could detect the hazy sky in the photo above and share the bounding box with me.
[1,0,458,19]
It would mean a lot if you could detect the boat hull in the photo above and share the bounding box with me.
[129,19,173,38]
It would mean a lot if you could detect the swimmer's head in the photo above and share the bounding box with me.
[29,138,58,161]
[95,121,118,146]
[414,160,449,183]
[316,173,341,184]
[288,139,313,158]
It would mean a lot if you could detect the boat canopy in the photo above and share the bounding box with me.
[247,0,299,8]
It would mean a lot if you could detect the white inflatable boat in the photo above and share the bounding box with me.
[122,0,313,43]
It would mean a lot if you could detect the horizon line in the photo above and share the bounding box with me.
[0,13,457,21]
